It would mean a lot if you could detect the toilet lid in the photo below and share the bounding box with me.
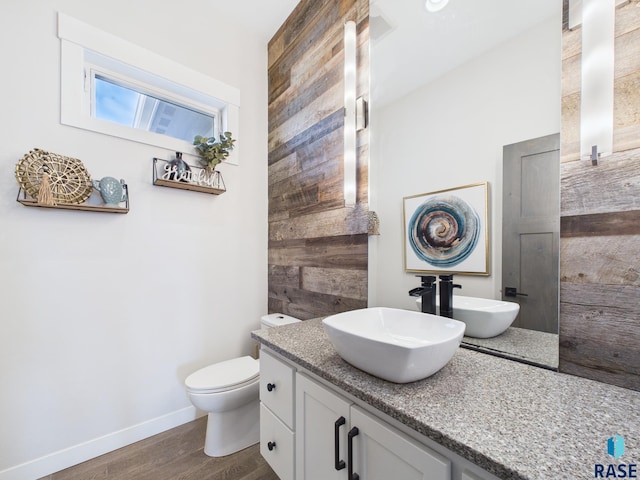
[185,356,259,393]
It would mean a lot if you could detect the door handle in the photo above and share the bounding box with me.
[334,416,346,470]
[348,426,360,480]
[505,287,528,298]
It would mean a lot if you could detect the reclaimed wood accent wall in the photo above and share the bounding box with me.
[559,0,640,391]
[267,0,370,320]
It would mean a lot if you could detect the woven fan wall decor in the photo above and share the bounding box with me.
[15,149,94,205]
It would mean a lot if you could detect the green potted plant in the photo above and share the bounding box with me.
[193,132,236,172]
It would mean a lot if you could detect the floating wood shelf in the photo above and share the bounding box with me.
[16,187,129,213]
[152,158,226,195]
[153,177,226,195]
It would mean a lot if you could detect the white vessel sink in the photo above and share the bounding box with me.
[322,307,465,383]
[416,295,520,339]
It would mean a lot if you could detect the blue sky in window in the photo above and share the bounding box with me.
[95,78,139,126]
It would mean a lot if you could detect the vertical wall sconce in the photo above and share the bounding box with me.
[344,20,357,206]
[578,0,616,165]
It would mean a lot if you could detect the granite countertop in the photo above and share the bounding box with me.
[461,327,559,369]
[252,318,640,480]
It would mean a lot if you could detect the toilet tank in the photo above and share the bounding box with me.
[261,313,300,329]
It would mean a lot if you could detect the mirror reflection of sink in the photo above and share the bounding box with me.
[322,307,465,383]
[416,296,520,339]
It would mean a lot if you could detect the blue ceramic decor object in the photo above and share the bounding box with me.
[93,177,126,206]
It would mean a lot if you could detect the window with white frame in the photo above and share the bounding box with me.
[58,13,240,164]
[92,71,217,143]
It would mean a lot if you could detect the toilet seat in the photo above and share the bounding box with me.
[185,356,259,394]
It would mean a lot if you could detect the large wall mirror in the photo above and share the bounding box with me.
[367,0,562,369]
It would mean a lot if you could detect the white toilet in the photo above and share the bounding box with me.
[185,313,300,457]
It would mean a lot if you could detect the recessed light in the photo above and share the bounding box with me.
[425,0,450,13]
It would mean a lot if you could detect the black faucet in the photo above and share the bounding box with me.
[409,275,437,314]
[439,274,461,318]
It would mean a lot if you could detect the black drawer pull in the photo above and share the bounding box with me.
[334,416,346,470]
[267,441,276,451]
[267,382,276,392]
[348,426,360,480]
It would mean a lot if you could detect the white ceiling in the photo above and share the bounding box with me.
[370,0,561,107]
[209,0,300,40]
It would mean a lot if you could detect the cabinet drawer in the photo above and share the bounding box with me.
[260,403,295,480]
[260,349,295,428]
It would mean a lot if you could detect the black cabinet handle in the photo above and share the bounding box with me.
[334,416,346,470]
[348,426,360,480]
[267,382,276,392]
[267,441,276,451]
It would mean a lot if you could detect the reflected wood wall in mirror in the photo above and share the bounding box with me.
[559,0,640,392]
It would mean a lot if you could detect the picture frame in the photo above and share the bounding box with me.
[403,182,489,275]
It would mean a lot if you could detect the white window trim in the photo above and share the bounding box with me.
[58,12,240,165]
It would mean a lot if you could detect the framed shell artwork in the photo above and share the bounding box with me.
[403,182,489,276]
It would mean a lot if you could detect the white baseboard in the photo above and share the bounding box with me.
[0,406,199,480]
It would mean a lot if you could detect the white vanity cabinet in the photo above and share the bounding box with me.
[462,471,486,480]
[349,405,451,480]
[259,348,500,480]
[259,349,296,480]
[295,373,451,480]
[295,373,352,479]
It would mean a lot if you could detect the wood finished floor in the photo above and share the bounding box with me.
[39,417,279,480]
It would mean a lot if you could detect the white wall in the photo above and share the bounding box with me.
[369,16,561,310]
[0,1,268,478]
